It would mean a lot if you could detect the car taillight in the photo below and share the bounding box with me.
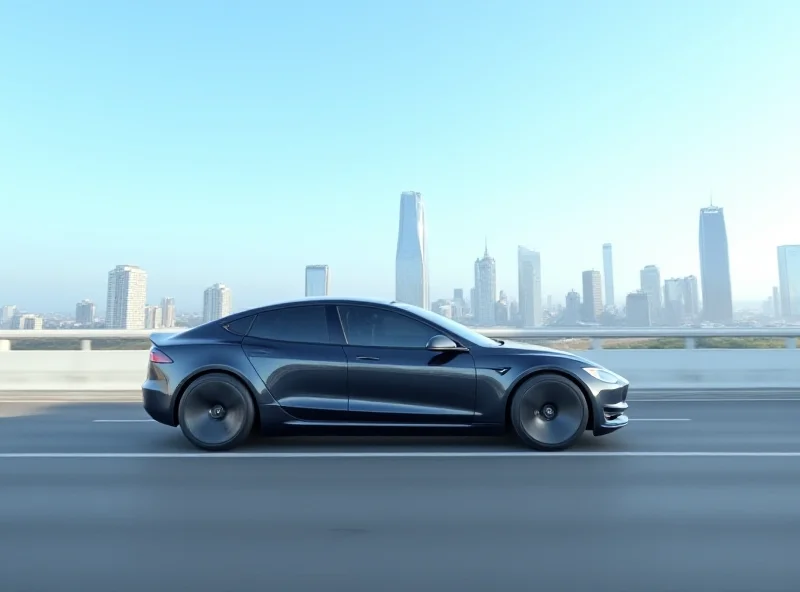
[149,348,173,364]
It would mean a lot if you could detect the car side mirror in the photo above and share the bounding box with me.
[426,334,468,352]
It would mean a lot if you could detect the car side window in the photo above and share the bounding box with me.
[338,306,438,348]
[248,306,330,344]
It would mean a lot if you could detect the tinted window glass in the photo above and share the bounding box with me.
[249,306,330,344]
[338,306,437,348]
[224,315,255,336]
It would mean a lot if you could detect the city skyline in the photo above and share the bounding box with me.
[1,213,796,320]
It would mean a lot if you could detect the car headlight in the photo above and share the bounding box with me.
[582,367,623,384]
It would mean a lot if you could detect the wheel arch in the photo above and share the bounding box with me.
[504,368,595,432]
[172,367,262,428]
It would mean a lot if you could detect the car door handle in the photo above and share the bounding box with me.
[355,356,380,361]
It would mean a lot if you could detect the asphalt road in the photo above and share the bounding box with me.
[0,391,799,591]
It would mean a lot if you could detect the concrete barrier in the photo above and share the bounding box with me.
[0,348,798,392]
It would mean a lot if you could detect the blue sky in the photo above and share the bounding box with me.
[2,0,799,313]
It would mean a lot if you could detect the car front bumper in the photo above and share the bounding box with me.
[592,382,629,436]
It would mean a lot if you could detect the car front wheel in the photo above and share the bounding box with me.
[510,373,589,451]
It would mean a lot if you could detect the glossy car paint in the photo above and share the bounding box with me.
[142,297,629,437]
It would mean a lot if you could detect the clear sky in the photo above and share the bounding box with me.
[2,0,799,313]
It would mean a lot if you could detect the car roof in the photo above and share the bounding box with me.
[218,297,401,323]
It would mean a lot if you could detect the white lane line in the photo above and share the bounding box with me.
[0,399,142,404]
[0,451,799,459]
[631,398,800,402]
[93,419,154,423]
[88,418,689,424]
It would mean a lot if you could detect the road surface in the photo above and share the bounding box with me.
[0,391,798,591]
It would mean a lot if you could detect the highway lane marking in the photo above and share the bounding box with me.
[88,418,690,423]
[2,451,800,459]
[92,419,154,423]
[631,398,800,402]
[628,417,691,421]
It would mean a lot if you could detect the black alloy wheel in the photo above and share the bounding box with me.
[177,373,255,451]
[510,373,589,451]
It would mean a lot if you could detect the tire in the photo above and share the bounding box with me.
[509,373,589,451]
[177,373,256,452]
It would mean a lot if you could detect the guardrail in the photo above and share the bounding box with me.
[0,326,798,391]
[1,327,799,350]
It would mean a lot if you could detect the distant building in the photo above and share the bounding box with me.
[144,305,163,329]
[581,270,602,322]
[777,245,800,319]
[640,265,662,324]
[518,246,542,328]
[699,205,733,322]
[106,265,147,329]
[473,243,497,326]
[203,283,232,323]
[395,191,429,309]
[626,291,651,327]
[10,313,43,330]
[305,265,330,297]
[563,290,581,325]
[602,243,615,308]
[75,300,95,326]
[161,297,176,328]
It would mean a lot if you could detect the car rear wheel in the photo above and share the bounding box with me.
[510,373,589,451]
[177,373,255,451]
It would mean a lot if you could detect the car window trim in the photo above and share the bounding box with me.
[245,304,334,346]
[334,304,465,350]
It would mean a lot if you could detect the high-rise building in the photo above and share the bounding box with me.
[395,191,429,309]
[663,278,685,325]
[75,300,95,326]
[161,297,176,328]
[563,290,581,324]
[517,246,542,328]
[581,270,602,322]
[777,245,800,319]
[699,205,733,322]
[602,243,615,308]
[473,243,497,326]
[772,286,781,317]
[10,313,43,330]
[305,265,330,297]
[640,265,662,324]
[0,305,17,329]
[105,265,148,329]
[682,275,700,319]
[625,291,651,326]
[144,305,163,329]
[203,283,232,323]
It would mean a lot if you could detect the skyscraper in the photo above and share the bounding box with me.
[698,205,733,322]
[75,299,95,326]
[581,270,602,322]
[473,243,497,326]
[640,265,662,324]
[105,265,147,329]
[305,265,330,297]
[517,246,542,328]
[203,283,232,323]
[777,245,800,319]
[395,191,429,309]
[161,297,176,328]
[602,243,615,308]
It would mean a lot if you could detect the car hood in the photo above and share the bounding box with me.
[497,340,597,365]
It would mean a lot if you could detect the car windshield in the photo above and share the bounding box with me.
[393,303,500,348]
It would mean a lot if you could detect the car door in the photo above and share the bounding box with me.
[336,304,477,425]
[241,304,349,421]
